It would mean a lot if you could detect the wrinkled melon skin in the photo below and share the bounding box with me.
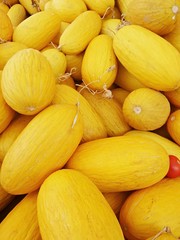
[37,169,125,240]
[120,177,180,240]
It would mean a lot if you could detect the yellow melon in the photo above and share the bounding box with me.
[122,0,180,35]
[0,104,83,194]
[81,34,118,90]
[120,177,180,239]
[37,169,125,240]
[13,10,61,50]
[113,25,180,91]
[122,88,171,130]
[7,3,27,28]
[44,0,87,23]
[59,10,102,54]
[66,135,169,192]
[1,48,56,115]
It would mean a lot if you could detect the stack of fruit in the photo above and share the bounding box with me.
[0,0,180,239]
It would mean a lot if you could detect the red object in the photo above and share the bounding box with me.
[166,155,180,178]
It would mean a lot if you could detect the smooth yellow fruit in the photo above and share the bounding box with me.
[41,48,67,82]
[5,0,23,7]
[37,169,125,240]
[0,104,83,194]
[44,0,87,23]
[122,88,171,131]
[59,10,102,54]
[113,25,180,91]
[83,0,115,16]
[79,88,131,136]
[123,0,180,35]
[167,109,180,145]
[120,177,180,240]
[66,135,169,192]
[81,34,118,90]
[0,9,13,42]
[0,41,27,70]
[0,114,34,161]
[0,191,41,240]
[0,72,15,134]
[7,3,27,28]
[125,130,180,160]
[164,86,180,108]
[115,62,146,91]
[1,48,56,115]
[101,18,121,38]
[52,84,108,142]
[103,191,130,216]
[13,10,61,50]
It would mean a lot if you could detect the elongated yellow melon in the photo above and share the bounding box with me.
[123,0,180,35]
[1,48,55,115]
[59,10,102,54]
[120,177,180,239]
[52,84,107,142]
[7,3,27,28]
[66,135,169,192]
[13,10,61,50]
[37,169,125,240]
[44,0,87,23]
[0,104,83,194]
[0,191,41,240]
[113,25,180,91]
[81,34,118,90]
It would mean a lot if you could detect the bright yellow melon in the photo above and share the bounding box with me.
[1,48,56,115]
[37,169,125,240]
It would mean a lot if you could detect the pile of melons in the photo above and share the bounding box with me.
[0,0,180,239]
